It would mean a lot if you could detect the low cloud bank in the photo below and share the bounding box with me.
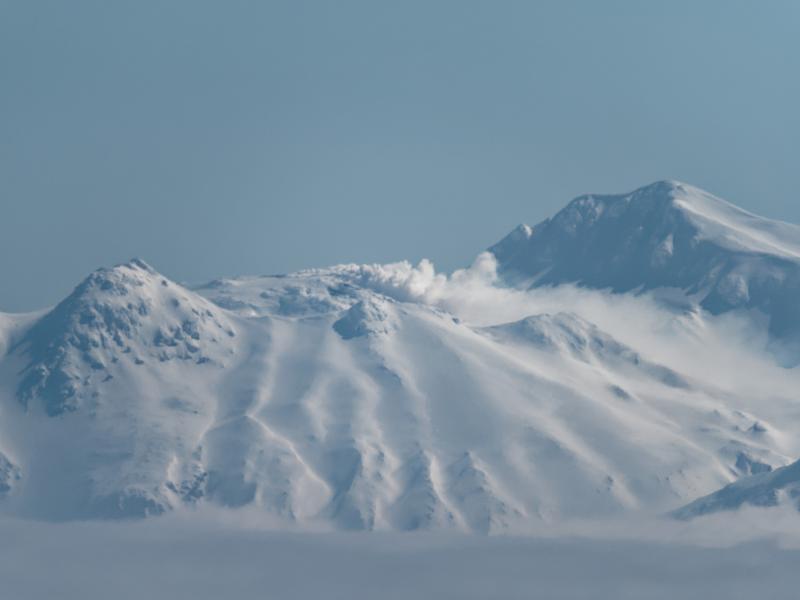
[3,506,800,600]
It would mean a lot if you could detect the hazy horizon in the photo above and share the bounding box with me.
[3,0,799,312]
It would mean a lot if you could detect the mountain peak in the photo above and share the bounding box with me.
[589,179,685,199]
[58,262,161,310]
[633,179,690,195]
[562,180,703,218]
[14,260,236,416]
[123,257,156,273]
[489,181,800,344]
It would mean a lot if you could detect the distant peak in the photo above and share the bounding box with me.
[560,180,711,220]
[64,259,166,303]
[630,179,711,201]
[490,178,800,304]
[89,258,161,283]
[574,180,684,203]
[636,179,686,193]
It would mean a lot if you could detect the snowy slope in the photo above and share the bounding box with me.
[0,260,240,518]
[1,181,799,529]
[490,181,800,346]
[673,458,800,519]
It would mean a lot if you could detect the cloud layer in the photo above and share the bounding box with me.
[4,506,800,600]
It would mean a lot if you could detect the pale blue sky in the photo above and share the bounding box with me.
[2,1,799,311]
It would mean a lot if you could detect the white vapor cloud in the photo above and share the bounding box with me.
[337,253,799,405]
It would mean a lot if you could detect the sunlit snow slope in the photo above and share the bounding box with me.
[1,181,800,529]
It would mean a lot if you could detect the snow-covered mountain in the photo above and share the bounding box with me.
[490,181,800,351]
[1,181,800,530]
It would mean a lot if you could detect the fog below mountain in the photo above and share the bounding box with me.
[3,506,800,600]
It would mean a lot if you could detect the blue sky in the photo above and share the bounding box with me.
[2,0,799,311]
